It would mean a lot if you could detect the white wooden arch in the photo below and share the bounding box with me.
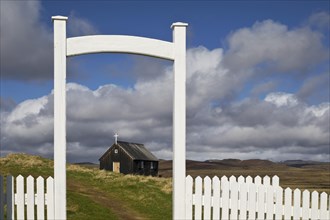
[52,16,187,219]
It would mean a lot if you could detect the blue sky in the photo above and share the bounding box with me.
[2,0,329,102]
[1,0,329,162]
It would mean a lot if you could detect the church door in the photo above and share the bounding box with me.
[113,162,120,173]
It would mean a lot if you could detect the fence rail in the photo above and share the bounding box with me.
[186,175,330,220]
[0,175,54,220]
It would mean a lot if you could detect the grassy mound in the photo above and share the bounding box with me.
[0,153,172,220]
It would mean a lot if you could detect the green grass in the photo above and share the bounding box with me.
[67,191,117,220]
[0,153,172,220]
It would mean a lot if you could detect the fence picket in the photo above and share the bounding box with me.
[311,191,318,219]
[254,176,261,186]
[204,177,212,220]
[284,188,292,220]
[293,189,301,219]
[302,190,310,220]
[275,186,283,220]
[185,176,193,220]
[238,176,245,184]
[229,176,236,187]
[17,175,25,220]
[266,185,274,220]
[257,185,265,220]
[272,175,279,205]
[27,175,35,220]
[246,176,252,184]
[37,176,45,219]
[46,177,55,220]
[320,192,327,220]
[221,176,229,220]
[212,176,220,220]
[272,175,279,187]
[263,176,270,186]
[230,181,239,219]
[239,182,247,220]
[248,183,256,220]
[195,176,202,220]
[221,175,228,183]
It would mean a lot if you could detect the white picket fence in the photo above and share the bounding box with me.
[0,175,54,220]
[186,175,330,220]
[1,174,329,220]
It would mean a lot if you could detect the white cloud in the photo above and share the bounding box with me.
[1,70,329,162]
[297,72,330,103]
[0,1,53,80]
[305,103,329,117]
[67,11,99,37]
[264,92,299,107]
[308,11,330,30]
[0,1,99,81]
[1,14,329,162]
[224,20,328,73]
[7,96,48,123]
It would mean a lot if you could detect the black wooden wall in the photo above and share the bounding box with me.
[100,145,133,174]
[133,160,159,176]
[100,145,159,176]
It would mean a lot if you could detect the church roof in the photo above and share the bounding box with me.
[99,141,158,161]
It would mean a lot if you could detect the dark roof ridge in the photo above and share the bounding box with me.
[117,140,143,145]
[99,141,158,161]
[118,142,158,161]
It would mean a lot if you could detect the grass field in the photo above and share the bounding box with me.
[0,154,171,220]
[0,153,329,219]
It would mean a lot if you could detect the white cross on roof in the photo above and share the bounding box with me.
[114,133,119,144]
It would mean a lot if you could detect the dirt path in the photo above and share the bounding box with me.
[68,180,148,220]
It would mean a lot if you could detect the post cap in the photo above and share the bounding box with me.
[171,22,188,29]
[52,16,68,21]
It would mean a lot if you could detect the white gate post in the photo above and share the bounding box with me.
[52,15,68,220]
[52,15,187,220]
[172,22,188,220]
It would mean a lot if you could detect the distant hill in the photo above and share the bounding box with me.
[205,159,275,167]
[161,158,278,170]
[280,160,326,167]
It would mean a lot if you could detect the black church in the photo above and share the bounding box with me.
[99,140,159,176]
